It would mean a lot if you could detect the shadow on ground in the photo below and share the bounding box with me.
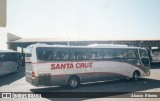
[0,72,25,86]
[30,78,160,100]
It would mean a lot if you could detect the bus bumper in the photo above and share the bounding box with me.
[26,76,39,86]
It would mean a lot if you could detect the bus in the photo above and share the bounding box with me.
[150,47,160,63]
[25,44,150,88]
[0,50,22,76]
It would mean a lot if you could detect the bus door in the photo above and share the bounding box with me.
[139,49,150,75]
[115,49,131,77]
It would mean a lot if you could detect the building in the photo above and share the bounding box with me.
[0,0,6,27]
[6,33,160,53]
[0,0,7,50]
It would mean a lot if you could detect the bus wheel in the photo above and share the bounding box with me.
[15,66,19,73]
[132,71,139,81]
[67,76,80,89]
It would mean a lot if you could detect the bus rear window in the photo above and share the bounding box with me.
[25,53,32,57]
[25,47,32,57]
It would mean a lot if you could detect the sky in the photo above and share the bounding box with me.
[6,0,160,40]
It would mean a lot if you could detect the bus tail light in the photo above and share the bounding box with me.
[32,71,35,78]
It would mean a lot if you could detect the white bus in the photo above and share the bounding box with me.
[0,50,22,76]
[25,44,150,88]
[150,47,160,63]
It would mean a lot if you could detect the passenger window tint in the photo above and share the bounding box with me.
[37,48,52,61]
[25,53,32,57]
[25,47,32,57]
[103,49,116,59]
[9,53,15,61]
[70,49,87,60]
[116,49,138,59]
[53,49,70,60]
[1,53,10,61]
[88,49,102,59]
[0,53,5,62]
[128,50,138,58]
[139,49,148,58]
[116,49,128,58]
[103,49,138,59]
[36,47,70,61]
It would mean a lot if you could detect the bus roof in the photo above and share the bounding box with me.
[27,44,145,50]
[0,50,19,53]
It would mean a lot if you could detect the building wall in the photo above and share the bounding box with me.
[0,28,7,50]
[0,0,7,50]
[0,0,6,27]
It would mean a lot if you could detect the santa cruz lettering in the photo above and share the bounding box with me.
[51,62,93,70]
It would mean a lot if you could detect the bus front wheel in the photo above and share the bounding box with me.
[67,76,80,89]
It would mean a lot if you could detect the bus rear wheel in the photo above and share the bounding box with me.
[67,76,80,89]
[132,71,139,81]
[15,66,19,73]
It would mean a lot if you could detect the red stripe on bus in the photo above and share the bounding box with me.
[51,72,130,78]
[25,62,32,63]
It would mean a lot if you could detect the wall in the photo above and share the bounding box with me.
[0,28,7,50]
[0,0,6,27]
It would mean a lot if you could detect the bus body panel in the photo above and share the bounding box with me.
[30,60,148,86]
[0,63,19,76]
[25,44,150,87]
[3,61,17,74]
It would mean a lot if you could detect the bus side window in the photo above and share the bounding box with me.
[3,53,9,61]
[128,50,138,59]
[9,53,14,62]
[70,53,76,60]
[70,49,87,60]
[0,53,5,62]
[36,48,42,61]
[88,49,102,60]
[52,48,70,61]
[45,49,53,61]
[103,49,116,59]
[77,49,87,60]
[116,49,128,59]
[36,48,53,61]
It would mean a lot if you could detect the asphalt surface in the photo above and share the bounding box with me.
[0,64,160,101]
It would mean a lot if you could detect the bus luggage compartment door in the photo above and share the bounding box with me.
[39,73,51,86]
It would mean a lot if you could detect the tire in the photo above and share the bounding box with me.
[67,76,80,89]
[60,85,67,88]
[132,71,139,81]
[15,66,19,73]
